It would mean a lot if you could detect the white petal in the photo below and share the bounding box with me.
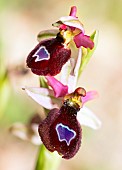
[59,16,85,33]
[23,87,58,110]
[64,21,84,32]
[68,48,82,93]
[31,124,42,145]
[70,47,82,76]
[77,106,102,130]
[73,47,82,76]
[9,123,42,145]
[10,123,28,140]
[67,75,76,93]
[31,135,42,145]
[60,60,71,85]
[59,16,78,22]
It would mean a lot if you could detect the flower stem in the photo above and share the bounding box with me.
[35,145,61,170]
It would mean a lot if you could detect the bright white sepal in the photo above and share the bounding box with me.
[77,106,101,130]
[59,16,85,33]
[23,87,59,110]
[60,16,78,22]
[60,60,71,85]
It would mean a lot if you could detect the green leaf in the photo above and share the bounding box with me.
[35,145,61,170]
[78,30,99,77]
[37,29,59,42]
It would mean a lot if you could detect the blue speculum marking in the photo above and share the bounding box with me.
[33,46,50,62]
[56,123,76,146]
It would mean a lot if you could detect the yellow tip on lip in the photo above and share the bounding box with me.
[60,30,73,45]
[63,87,86,109]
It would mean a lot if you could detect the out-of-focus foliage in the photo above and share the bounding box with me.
[0,37,37,126]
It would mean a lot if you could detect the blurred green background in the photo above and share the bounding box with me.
[0,0,122,170]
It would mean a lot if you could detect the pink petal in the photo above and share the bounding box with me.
[69,6,77,17]
[82,91,99,104]
[59,24,67,30]
[74,32,94,49]
[45,76,68,98]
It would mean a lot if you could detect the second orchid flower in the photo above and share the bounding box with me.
[26,6,94,76]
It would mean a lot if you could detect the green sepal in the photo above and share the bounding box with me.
[37,29,59,42]
[78,30,99,77]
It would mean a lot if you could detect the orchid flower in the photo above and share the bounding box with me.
[53,6,94,49]
[10,76,100,147]
[10,50,100,147]
[24,76,101,130]
[26,6,95,76]
[23,76,101,159]
[10,5,100,164]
